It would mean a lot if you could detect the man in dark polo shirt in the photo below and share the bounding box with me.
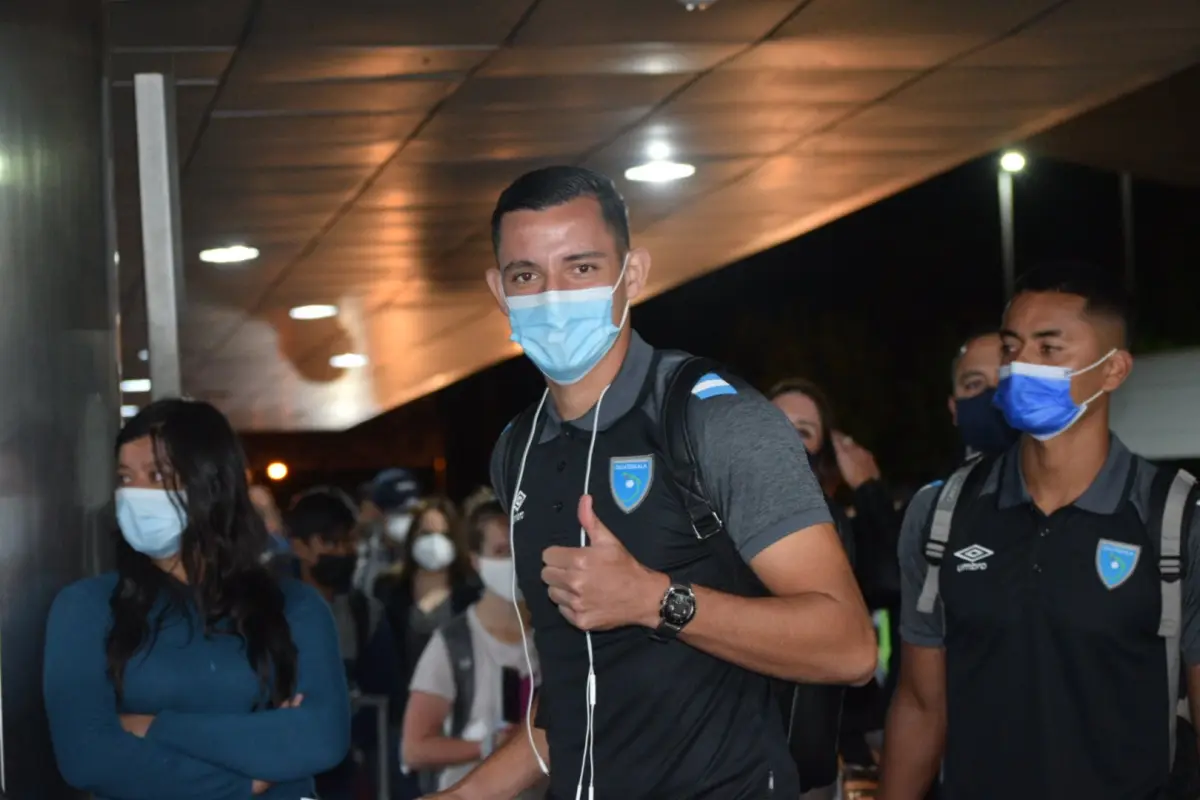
[879,264,1200,799]
[424,166,876,800]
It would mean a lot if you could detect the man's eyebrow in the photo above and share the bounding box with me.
[563,251,607,262]
[957,368,985,386]
[501,259,538,274]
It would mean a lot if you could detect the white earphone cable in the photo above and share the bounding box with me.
[511,390,550,776]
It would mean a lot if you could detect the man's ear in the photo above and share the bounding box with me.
[623,247,652,303]
[485,267,508,314]
[948,396,959,426]
[1101,349,1134,393]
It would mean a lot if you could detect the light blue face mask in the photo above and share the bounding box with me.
[505,255,630,385]
[116,487,187,559]
[993,349,1115,441]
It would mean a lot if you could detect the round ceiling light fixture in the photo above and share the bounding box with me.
[200,244,260,265]
[289,304,339,321]
[329,352,368,369]
[624,160,696,183]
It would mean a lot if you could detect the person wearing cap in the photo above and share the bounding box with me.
[354,468,423,597]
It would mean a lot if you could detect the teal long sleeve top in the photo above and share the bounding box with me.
[44,572,351,800]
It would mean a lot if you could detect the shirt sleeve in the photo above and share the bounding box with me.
[145,581,352,783]
[490,425,513,513]
[687,371,833,563]
[43,580,253,800]
[1180,502,1200,665]
[898,484,945,648]
[408,631,456,702]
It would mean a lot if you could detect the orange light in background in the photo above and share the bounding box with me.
[266,461,289,481]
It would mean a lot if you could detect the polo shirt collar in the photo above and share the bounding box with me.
[537,331,654,443]
[996,433,1134,514]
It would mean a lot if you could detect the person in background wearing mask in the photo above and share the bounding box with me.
[948,331,1018,461]
[403,501,544,799]
[381,497,480,798]
[287,488,402,800]
[769,379,899,797]
[44,399,350,800]
[880,264,1200,799]
[356,467,423,597]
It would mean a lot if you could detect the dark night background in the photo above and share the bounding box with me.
[245,152,1200,502]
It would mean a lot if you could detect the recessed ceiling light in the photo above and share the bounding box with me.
[647,141,671,161]
[120,405,139,419]
[199,245,259,264]
[121,378,151,393]
[329,353,368,369]
[625,160,696,183]
[137,349,149,362]
[289,304,339,321]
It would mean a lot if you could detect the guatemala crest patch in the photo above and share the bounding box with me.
[610,455,654,513]
[1095,538,1141,590]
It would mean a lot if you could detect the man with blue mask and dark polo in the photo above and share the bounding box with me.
[421,166,876,800]
[880,263,1200,800]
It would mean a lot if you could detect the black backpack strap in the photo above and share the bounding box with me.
[499,401,545,513]
[660,356,727,540]
[440,613,475,738]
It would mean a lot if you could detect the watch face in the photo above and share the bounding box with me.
[664,587,694,626]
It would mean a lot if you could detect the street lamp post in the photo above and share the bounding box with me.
[997,150,1026,301]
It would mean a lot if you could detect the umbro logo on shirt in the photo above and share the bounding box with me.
[512,490,526,523]
[954,544,994,572]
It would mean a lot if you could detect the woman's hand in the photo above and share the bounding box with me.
[252,780,271,795]
[119,713,155,738]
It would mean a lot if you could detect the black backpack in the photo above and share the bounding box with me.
[499,355,845,792]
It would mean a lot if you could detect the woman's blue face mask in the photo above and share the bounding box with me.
[504,254,630,385]
[116,487,187,559]
[993,349,1116,441]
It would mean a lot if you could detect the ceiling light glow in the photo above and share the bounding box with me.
[289,304,339,321]
[1000,151,1026,173]
[329,352,368,369]
[120,378,151,393]
[647,141,671,161]
[120,405,139,419]
[200,244,259,264]
[266,461,288,481]
[137,349,149,362]
[625,160,696,184]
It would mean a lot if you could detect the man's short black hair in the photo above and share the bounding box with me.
[491,166,631,254]
[1013,261,1132,345]
[285,487,357,542]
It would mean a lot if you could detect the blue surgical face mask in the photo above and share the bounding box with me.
[116,487,187,559]
[956,388,1019,455]
[505,255,630,386]
[993,349,1116,441]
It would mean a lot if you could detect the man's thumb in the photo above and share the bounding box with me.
[578,495,617,545]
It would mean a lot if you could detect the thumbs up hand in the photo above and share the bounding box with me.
[541,495,669,632]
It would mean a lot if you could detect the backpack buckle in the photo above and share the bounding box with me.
[691,511,723,540]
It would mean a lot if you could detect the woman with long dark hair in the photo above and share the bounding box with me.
[44,399,350,799]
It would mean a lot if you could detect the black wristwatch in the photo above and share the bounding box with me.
[651,581,696,642]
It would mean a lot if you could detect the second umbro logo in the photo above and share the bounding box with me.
[954,544,994,572]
